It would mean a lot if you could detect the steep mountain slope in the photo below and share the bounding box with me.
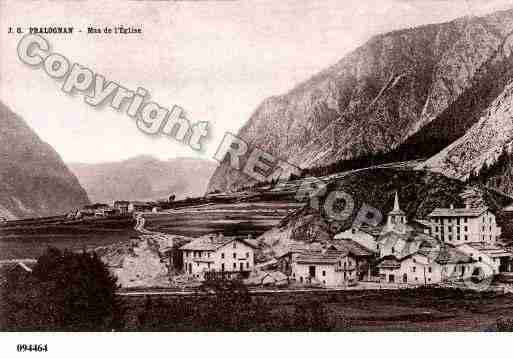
[421,75,513,181]
[208,9,513,193]
[0,101,89,219]
[69,156,217,204]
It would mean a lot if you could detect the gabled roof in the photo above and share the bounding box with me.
[295,249,347,265]
[329,240,374,257]
[180,235,257,251]
[276,242,323,258]
[428,207,488,218]
[377,256,401,269]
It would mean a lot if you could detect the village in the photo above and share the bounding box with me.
[59,191,513,292]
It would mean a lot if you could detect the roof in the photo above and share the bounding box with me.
[329,240,374,257]
[114,201,130,205]
[358,225,385,237]
[130,201,153,207]
[412,219,432,228]
[276,242,323,258]
[463,243,513,258]
[378,256,401,269]
[295,250,347,265]
[180,235,257,251]
[428,207,488,218]
[433,246,474,265]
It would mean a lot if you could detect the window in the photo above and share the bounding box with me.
[198,252,202,258]
[464,226,468,232]
[436,227,439,233]
[457,235,460,241]
[233,263,236,269]
[233,242,237,249]
[428,267,432,273]
[322,270,326,277]
[412,266,416,273]
[221,253,225,259]
[392,247,395,254]
[246,252,249,258]
[246,262,249,269]
[448,235,452,241]
[233,253,236,259]
[465,235,468,241]
[464,218,468,223]
[479,257,482,262]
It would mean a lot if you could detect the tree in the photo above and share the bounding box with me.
[2,247,122,331]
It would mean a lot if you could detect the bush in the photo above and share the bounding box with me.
[1,247,122,331]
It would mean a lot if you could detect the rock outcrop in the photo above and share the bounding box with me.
[0,101,89,219]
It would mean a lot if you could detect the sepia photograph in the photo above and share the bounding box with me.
[2,0,513,355]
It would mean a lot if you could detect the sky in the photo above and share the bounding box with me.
[1,0,512,164]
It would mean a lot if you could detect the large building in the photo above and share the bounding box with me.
[180,235,257,280]
[427,206,501,244]
[291,248,357,287]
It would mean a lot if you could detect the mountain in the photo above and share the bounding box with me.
[0,101,90,219]
[69,156,217,204]
[208,9,513,193]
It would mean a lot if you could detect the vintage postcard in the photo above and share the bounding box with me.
[2,0,513,352]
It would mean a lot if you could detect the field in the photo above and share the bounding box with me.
[0,216,137,260]
[120,287,513,331]
[143,201,304,237]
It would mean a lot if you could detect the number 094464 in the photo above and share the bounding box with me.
[16,344,48,353]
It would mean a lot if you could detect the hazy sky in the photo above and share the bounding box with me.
[1,0,512,164]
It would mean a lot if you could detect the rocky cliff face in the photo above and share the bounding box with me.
[0,101,90,219]
[69,156,217,204]
[208,9,513,193]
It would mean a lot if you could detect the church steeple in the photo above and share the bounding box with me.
[393,192,401,212]
[386,191,407,231]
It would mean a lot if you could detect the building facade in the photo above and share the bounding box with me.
[291,249,357,287]
[427,206,501,244]
[180,235,256,280]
